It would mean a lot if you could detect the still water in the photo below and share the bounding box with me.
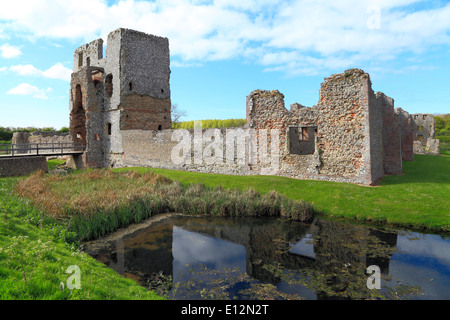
[85,215,450,300]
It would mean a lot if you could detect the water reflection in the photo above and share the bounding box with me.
[85,215,450,300]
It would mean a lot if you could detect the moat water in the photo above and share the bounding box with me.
[85,214,450,300]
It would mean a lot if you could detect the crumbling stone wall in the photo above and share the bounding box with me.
[316,69,379,184]
[377,92,402,175]
[12,131,72,145]
[120,128,256,175]
[105,67,422,185]
[410,113,440,155]
[0,156,48,177]
[69,66,105,168]
[246,90,320,179]
[410,113,434,144]
[73,38,104,70]
[394,108,414,161]
[244,69,413,184]
[69,28,438,185]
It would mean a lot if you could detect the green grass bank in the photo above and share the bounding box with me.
[0,176,164,300]
[118,152,449,233]
[1,152,448,300]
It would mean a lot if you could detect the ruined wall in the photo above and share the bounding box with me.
[0,156,48,177]
[69,66,105,168]
[69,29,424,185]
[73,38,104,71]
[394,108,414,161]
[377,92,402,175]
[246,90,320,178]
[120,128,265,175]
[410,113,435,145]
[245,69,403,185]
[410,113,440,155]
[316,69,380,185]
[12,131,72,145]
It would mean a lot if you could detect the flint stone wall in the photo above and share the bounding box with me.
[12,131,72,145]
[70,66,105,168]
[245,69,384,185]
[111,69,418,185]
[410,113,435,146]
[119,128,276,176]
[70,28,171,169]
[414,139,440,155]
[377,92,402,175]
[410,113,440,155]
[70,29,434,186]
[394,108,414,161]
[0,156,48,177]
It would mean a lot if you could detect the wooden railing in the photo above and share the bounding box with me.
[0,143,85,157]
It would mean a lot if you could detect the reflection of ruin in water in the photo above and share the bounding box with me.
[84,215,427,300]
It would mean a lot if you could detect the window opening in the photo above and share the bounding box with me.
[78,52,83,68]
[105,74,113,97]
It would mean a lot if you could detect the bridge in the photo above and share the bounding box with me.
[0,142,86,177]
[0,142,85,158]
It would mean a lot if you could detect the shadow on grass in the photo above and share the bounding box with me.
[379,154,450,185]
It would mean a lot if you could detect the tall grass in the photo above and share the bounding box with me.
[0,176,164,300]
[14,169,315,242]
[127,153,449,233]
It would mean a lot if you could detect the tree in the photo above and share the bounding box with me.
[171,103,187,124]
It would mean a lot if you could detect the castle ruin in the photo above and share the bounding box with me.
[62,28,440,186]
[69,28,171,168]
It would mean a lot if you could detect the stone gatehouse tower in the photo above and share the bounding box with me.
[69,28,171,168]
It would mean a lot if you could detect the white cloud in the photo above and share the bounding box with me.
[9,64,41,76]
[6,83,51,99]
[42,63,72,81]
[0,43,22,58]
[1,0,450,75]
[8,63,72,81]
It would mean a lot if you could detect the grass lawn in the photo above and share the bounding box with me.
[46,159,66,171]
[118,152,450,233]
[0,151,448,300]
[0,176,164,300]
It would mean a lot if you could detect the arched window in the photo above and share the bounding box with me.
[107,122,112,135]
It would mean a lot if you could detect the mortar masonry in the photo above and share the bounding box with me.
[61,29,441,185]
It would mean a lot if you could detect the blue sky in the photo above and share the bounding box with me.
[0,0,449,129]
